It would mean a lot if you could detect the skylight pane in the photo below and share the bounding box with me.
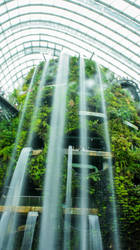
[0,0,139,93]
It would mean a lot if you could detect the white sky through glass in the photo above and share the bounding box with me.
[0,0,139,96]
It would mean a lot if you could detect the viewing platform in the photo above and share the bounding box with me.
[0,206,98,215]
[64,148,112,158]
[64,207,98,215]
[32,149,112,158]
[79,111,105,118]
[0,206,41,213]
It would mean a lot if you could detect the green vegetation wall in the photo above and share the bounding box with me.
[0,57,139,249]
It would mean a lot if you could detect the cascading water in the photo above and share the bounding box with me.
[89,215,103,250]
[79,56,89,250]
[63,145,73,250]
[0,60,50,250]
[96,62,121,250]
[0,147,32,250]
[0,56,123,249]
[21,212,38,250]
[39,53,69,250]
[27,60,50,146]
[2,66,38,194]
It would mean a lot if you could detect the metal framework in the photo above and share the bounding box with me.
[0,95,18,121]
[0,0,140,97]
[118,79,140,102]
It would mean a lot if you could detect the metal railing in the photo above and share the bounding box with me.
[0,195,43,206]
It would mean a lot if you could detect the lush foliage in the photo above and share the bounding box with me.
[105,84,140,249]
[0,57,139,249]
[0,117,19,188]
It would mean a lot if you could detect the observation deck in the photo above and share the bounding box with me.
[64,148,112,159]
[32,149,112,158]
[0,206,98,215]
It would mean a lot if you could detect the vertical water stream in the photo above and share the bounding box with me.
[2,66,38,193]
[0,147,32,250]
[27,60,50,147]
[96,63,120,250]
[21,212,38,250]
[0,56,122,250]
[39,53,69,250]
[89,215,103,250]
[0,59,50,250]
[79,57,89,250]
[63,145,73,250]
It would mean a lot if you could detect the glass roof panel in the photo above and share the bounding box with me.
[0,0,139,96]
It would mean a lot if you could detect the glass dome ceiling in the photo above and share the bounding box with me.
[0,0,140,97]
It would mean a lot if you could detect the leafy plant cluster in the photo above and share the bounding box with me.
[105,84,140,249]
[0,57,140,249]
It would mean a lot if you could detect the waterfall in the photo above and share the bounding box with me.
[39,53,69,250]
[0,59,50,250]
[2,66,38,194]
[79,56,89,250]
[0,56,123,249]
[27,60,50,147]
[63,145,73,250]
[96,63,121,250]
[0,147,32,250]
[21,212,38,250]
[89,215,103,250]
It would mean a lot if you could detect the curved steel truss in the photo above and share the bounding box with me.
[0,95,18,121]
[0,0,140,96]
[118,79,140,102]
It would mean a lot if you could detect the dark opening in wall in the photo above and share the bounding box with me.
[31,133,44,149]
[64,129,106,151]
